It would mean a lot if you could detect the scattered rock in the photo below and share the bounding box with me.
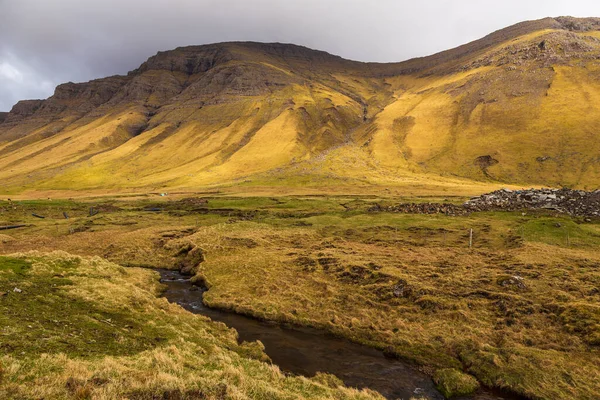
[371,188,600,218]
[392,280,412,298]
[13,288,22,293]
[414,387,426,395]
[464,188,600,218]
[497,275,527,290]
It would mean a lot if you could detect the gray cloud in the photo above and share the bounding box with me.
[0,0,598,111]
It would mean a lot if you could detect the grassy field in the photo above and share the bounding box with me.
[0,251,382,399]
[1,194,599,399]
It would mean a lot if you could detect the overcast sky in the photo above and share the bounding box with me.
[1,0,599,111]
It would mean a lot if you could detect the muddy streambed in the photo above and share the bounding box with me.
[159,270,523,400]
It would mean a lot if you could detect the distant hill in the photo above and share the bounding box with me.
[2,16,600,193]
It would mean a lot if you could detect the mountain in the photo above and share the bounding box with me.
[2,16,600,193]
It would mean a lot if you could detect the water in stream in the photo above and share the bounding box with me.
[159,270,523,400]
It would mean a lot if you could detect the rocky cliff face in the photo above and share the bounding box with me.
[133,45,235,75]
[556,16,600,31]
[1,77,130,129]
[4,100,45,123]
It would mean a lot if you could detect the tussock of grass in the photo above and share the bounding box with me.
[433,369,479,398]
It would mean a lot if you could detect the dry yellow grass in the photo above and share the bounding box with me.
[187,221,600,400]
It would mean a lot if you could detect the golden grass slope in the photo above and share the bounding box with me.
[1,19,600,194]
[366,29,600,189]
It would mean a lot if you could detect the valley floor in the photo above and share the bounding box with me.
[1,193,599,399]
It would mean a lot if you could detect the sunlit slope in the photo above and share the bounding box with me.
[366,28,600,189]
[2,17,600,193]
[0,44,378,191]
[5,81,369,190]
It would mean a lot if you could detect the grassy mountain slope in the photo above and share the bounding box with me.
[1,17,600,194]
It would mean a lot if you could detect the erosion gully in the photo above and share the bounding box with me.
[159,270,525,400]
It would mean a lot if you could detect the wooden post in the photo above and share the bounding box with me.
[469,228,473,249]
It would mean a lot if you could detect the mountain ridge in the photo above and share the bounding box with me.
[2,16,600,194]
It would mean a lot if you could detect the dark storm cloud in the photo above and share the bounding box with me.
[0,0,598,111]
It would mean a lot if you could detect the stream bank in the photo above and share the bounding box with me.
[159,269,525,400]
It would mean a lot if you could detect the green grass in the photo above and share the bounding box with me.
[433,369,480,398]
[519,216,600,247]
[0,257,173,358]
[0,257,31,274]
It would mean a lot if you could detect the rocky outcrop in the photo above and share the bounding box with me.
[0,112,8,123]
[133,45,234,75]
[2,77,130,126]
[464,188,600,217]
[177,62,296,102]
[371,189,600,218]
[5,17,600,124]
[106,71,183,106]
[373,17,600,77]
[4,100,45,123]
[1,42,335,127]
[41,76,130,114]
[556,16,600,32]
[2,17,600,191]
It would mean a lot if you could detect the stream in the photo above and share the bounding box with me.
[159,270,524,400]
